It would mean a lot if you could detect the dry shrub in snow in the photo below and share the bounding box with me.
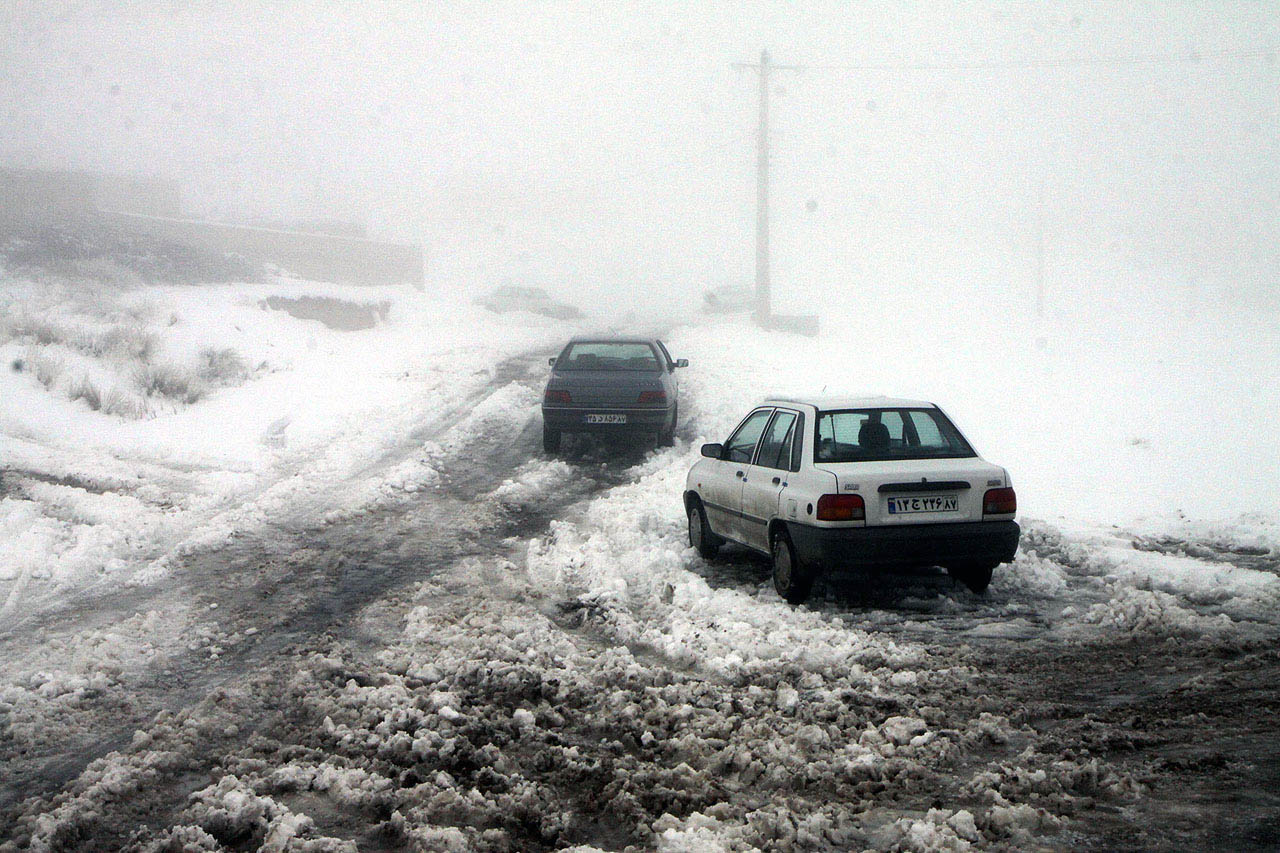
[6,315,69,347]
[77,324,159,362]
[68,374,103,411]
[5,315,157,363]
[135,363,204,404]
[100,387,151,419]
[67,375,152,418]
[26,349,64,388]
[196,347,249,386]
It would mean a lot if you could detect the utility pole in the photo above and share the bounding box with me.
[1035,174,1046,318]
[733,50,799,326]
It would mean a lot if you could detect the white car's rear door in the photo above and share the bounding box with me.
[739,409,799,551]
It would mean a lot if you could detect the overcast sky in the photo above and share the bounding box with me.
[3,2,1277,305]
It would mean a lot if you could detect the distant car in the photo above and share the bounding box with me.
[475,286,582,320]
[541,337,687,452]
[683,396,1019,603]
[702,285,754,314]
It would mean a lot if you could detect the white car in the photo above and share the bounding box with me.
[474,286,582,320]
[684,396,1019,603]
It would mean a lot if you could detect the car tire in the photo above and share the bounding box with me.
[771,528,814,604]
[688,499,721,559]
[948,562,995,594]
[658,405,677,447]
[543,425,561,454]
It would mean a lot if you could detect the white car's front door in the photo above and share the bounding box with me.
[708,408,773,543]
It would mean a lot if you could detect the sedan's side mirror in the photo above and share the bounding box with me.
[675,358,689,368]
[701,442,723,459]
[548,357,558,367]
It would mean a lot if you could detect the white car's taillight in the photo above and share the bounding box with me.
[982,487,1016,516]
[816,493,865,521]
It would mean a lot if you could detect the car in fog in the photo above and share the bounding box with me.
[474,285,582,320]
[684,396,1019,603]
[541,337,687,452]
[701,285,754,314]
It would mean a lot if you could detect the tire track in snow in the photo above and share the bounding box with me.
[0,350,670,840]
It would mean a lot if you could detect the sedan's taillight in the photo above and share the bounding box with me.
[637,390,666,405]
[816,493,865,521]
[544,389,571,405]
[983,487,1017,515]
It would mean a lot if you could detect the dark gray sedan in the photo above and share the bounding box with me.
[541,337,687,453]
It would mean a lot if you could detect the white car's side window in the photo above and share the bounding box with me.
[754,410,797,470]
[724,409,773,464]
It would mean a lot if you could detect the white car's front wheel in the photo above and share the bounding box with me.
[688,500,721,559]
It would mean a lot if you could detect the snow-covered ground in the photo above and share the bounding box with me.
[0,275,588,622]
[1,269,1278,851]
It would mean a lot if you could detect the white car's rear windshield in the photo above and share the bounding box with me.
[557,342,660,371]
[815,408,976,462]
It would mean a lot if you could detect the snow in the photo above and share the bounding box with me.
[2,269,1278,850]
[0,275,583,617]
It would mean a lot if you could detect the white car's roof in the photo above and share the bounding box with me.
[762,395,936,411]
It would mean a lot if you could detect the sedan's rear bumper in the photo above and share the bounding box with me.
[542,406,673,432]
[788,520,1020,569]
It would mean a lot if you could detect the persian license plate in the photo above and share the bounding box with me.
[887,495,958,514]
[585,414,627,424]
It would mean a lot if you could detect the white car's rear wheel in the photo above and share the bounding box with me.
[771,529,814,604]
[948,562,995,594]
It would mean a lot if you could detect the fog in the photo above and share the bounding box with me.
[4,2,1279,310]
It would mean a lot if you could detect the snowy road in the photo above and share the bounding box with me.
[0,352,644,839]
[3,333,1279,851]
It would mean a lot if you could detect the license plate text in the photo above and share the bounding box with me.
[887,495,959,514]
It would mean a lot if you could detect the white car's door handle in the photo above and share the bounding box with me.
[736,470,745,478]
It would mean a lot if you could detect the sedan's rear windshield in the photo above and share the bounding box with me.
[556,342,660,371]
[815,408,976,462]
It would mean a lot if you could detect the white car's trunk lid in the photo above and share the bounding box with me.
[815,457,1006,525]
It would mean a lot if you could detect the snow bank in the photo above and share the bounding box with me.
[661,296,1280,531]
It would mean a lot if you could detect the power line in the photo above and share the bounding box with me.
[800,46,1276,73]
[426,130,749,228]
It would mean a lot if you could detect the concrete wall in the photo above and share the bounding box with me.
[0,168,98,222]
[0,167,181,222]
[2,167,424,288]
[102,211,425,288]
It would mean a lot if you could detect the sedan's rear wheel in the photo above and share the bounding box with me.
[947,562,995,594]
[772,528,814,604]
[542,425,561,454]
[688,499,721,558]
[657,404,678,447]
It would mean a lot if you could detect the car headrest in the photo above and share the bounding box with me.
[858,420,891,450]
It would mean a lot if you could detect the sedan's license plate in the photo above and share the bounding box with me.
[585,414,627,424]
[887,495,958,514]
